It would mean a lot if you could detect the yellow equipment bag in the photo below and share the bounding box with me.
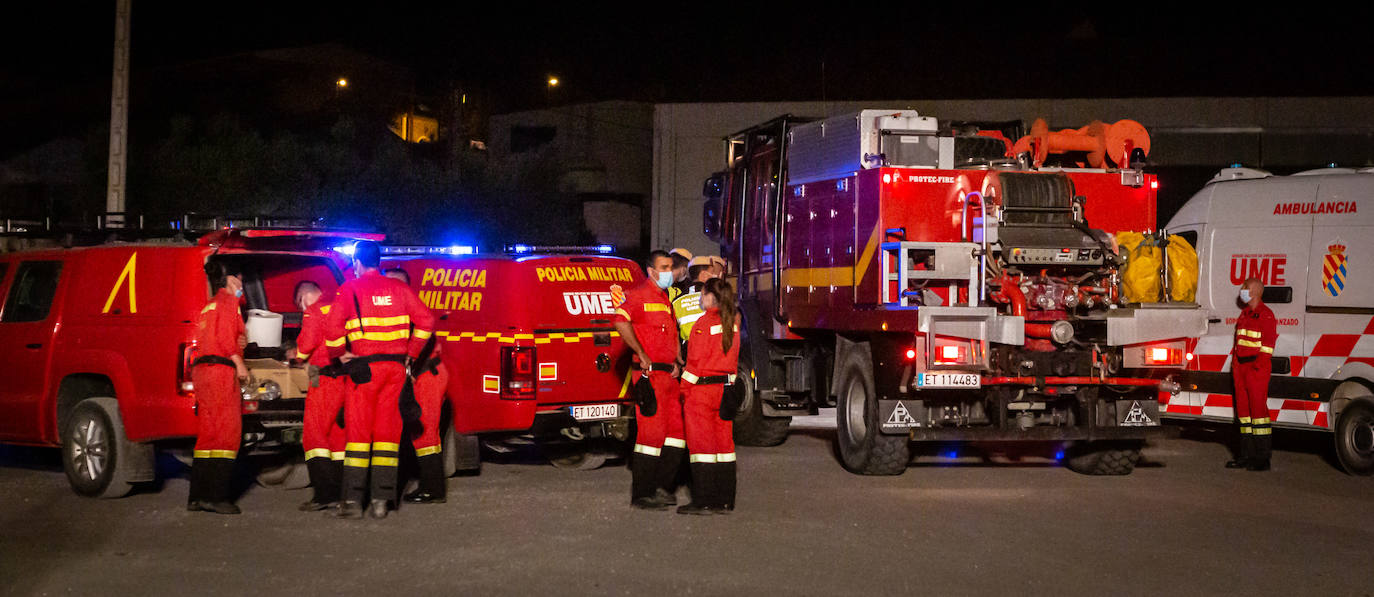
[1117,231,1162,303]
[1166,234,1199,302]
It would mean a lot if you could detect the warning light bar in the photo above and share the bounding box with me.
[505,244,615,255]
[382,245,479,256]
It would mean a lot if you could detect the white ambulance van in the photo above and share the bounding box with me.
[1163,166,1374,474]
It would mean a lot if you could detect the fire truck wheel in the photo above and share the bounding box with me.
[1064,440,1142,476]
[1334,399,1374,476]
[732,360,791,447]
[835,348,909,475]
[62,398,141,498]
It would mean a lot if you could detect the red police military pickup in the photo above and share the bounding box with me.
[382,245,642,470]
[0,226,375,497]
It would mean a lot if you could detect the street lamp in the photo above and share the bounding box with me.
[336,78,349,88]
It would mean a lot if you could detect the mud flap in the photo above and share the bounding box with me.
[879,400,924,434]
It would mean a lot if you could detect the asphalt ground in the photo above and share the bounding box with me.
[1,413,1371,597]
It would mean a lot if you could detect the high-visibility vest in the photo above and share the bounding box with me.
[672,289,706,342]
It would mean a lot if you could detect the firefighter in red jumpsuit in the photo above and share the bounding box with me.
[612,250,686,510]
[383,267,449,505]
[1228,277,1278,472]
[187,261,250,515]
[677,278,742,515]
[325,241,436,519]
[292,281,347,511]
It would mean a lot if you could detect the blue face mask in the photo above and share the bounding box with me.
[1239,289,1251,303]
[655,271,674,290]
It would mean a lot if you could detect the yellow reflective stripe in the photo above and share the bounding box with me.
[194,449,237,459]
[372,457,400,467]
[325,337,346,348]
[1253,428,1272,435]
[331,452,346,461]
[664,437,687,449]
[201,303,216,314]
[295,350,310,360]
[345,315,411,330]
[373,442,401,452]
[1237,329,1263,338]
[1252,418,1271,425]
[1260,346,1274,354]
[346,442,371,452]
[319,305,331,314]
[344,457,370,468]
[1239,417,1252,424]
[690,452,736,463]
[1237,339,1262,348]
[615,308,631,321]
[347,329,412,342]
[644,303,670,313]
[413,329,432,339]
[415,445,442,457]
[304,448,332,460]
[1239,427,1252,434]
[633,444,661,456]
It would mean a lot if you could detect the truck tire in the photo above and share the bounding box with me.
[732,359,791,447]
[835,347,909,475]
[1334,399,1374,475]
[545,446,609,471]
[441,407,481,477]
[62,398,146,498]
[1064,440,1142,476]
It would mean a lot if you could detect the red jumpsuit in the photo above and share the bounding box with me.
[295,300,347,505]
[613,277,685,502]
[407,354,450,501]
[325,270,435,505]
[680,308,741,509]
[189,287,245,505]
[1233,302,1278,463]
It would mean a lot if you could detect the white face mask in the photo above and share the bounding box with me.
[1239,289,1252,303]
[655,271,674,290]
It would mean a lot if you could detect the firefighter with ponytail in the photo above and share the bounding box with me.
[677,278,742,515]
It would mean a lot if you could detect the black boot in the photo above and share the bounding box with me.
[340,462,369,506]
[1249,430,1272,471]
[630,452,668,509]
[404,453,447,504]
[300,458,338,511]
[677,461,721,515]
[187,459,208,511]
[1225,433,1253,469]
[656,444,686,499]
[202,459,241,515]
[719,461,737,513]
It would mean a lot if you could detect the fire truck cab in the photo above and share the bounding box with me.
[0,219,374,497]
[1163,167,1374,474]
[703,110,1208,475]
[381,245,640,470]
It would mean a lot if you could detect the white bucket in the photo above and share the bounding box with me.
[245,309,283,348]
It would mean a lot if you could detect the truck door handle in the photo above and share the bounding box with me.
[1207,318,1222,324]
[25,343,42,349]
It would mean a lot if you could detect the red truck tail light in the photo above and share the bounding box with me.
[178,342,196,394]
[931,337,977,367]
[1126,340,1187,368]
[1145,346,1184,366]
[501,346,538,399]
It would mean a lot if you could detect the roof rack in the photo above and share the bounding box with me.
[0,212,376,246]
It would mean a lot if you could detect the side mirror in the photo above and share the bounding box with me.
[703,198,721,242]
[703,173,725,200]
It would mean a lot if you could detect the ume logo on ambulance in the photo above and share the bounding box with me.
[563,292,616,316]
[1230,254,1286,286]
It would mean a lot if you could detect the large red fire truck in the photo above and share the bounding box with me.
[702,110,1208,475]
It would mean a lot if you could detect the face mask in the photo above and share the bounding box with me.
[1239,289,1251,303]
[655,271,674,289]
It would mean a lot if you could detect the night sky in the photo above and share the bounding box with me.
[3,3,1374,152]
